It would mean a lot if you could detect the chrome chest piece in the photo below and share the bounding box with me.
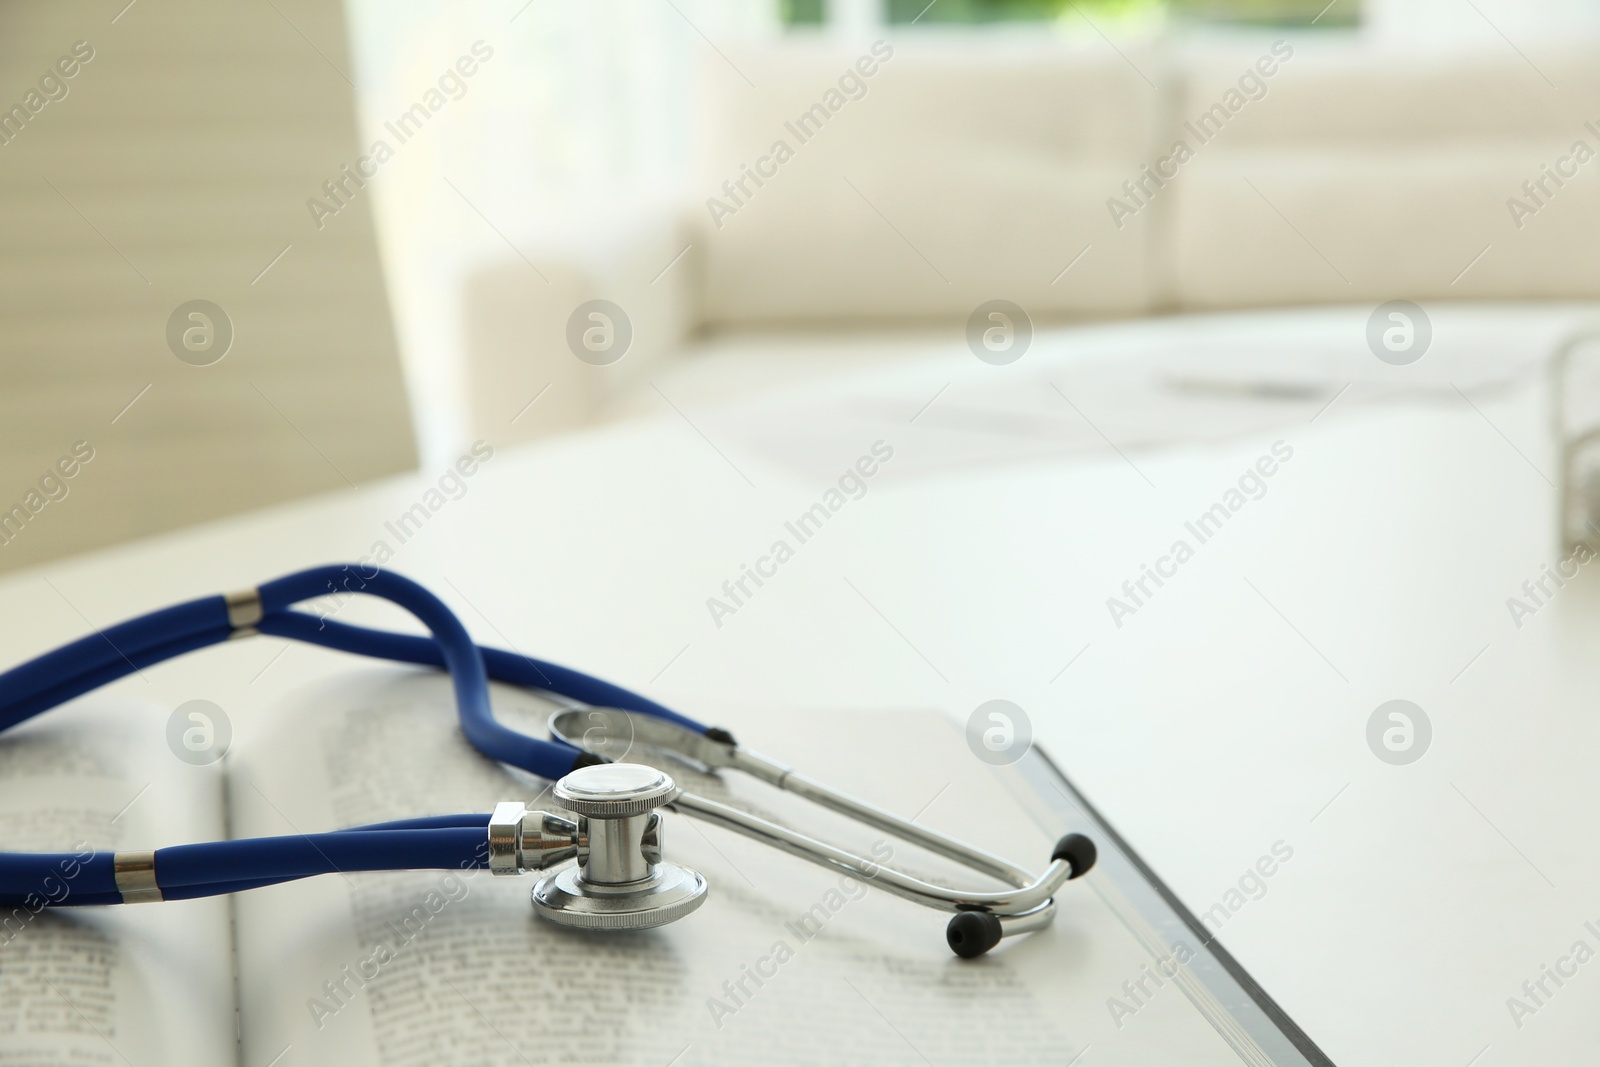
[488,763,708,930]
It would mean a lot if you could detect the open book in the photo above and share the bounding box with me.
[0,669,1284,1066]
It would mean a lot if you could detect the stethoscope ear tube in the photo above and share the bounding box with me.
[0,817,496,907]
[0,564,717,783]
[257,567,589,781]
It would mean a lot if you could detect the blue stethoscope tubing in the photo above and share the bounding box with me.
[0,565,710,908]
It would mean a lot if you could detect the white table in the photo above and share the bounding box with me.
[5,303,1596,1066]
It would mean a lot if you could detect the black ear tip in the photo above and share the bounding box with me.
[946,911,1003,959]
[1052,833,1097,878]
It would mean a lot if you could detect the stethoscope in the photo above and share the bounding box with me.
[0,565,1095,959]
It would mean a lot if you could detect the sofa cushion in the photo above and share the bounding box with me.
[1170,46,1600,307]
[693,41,1165,327]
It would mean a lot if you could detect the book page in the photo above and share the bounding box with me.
[230,668,1248,1066]
[0,700,237,1067]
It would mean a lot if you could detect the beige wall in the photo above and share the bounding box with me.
[0,0,415,574]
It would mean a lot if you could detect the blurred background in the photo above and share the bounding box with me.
[2,0,1599,573]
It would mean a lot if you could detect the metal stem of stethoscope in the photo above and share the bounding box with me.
[487,707,1096,958]
[668,791,1071,932]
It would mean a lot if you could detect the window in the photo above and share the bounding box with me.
[782,0,828,24]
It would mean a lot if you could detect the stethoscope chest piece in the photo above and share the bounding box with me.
[529,763,708,931]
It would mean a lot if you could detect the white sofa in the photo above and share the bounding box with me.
[461,37,1600,443]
